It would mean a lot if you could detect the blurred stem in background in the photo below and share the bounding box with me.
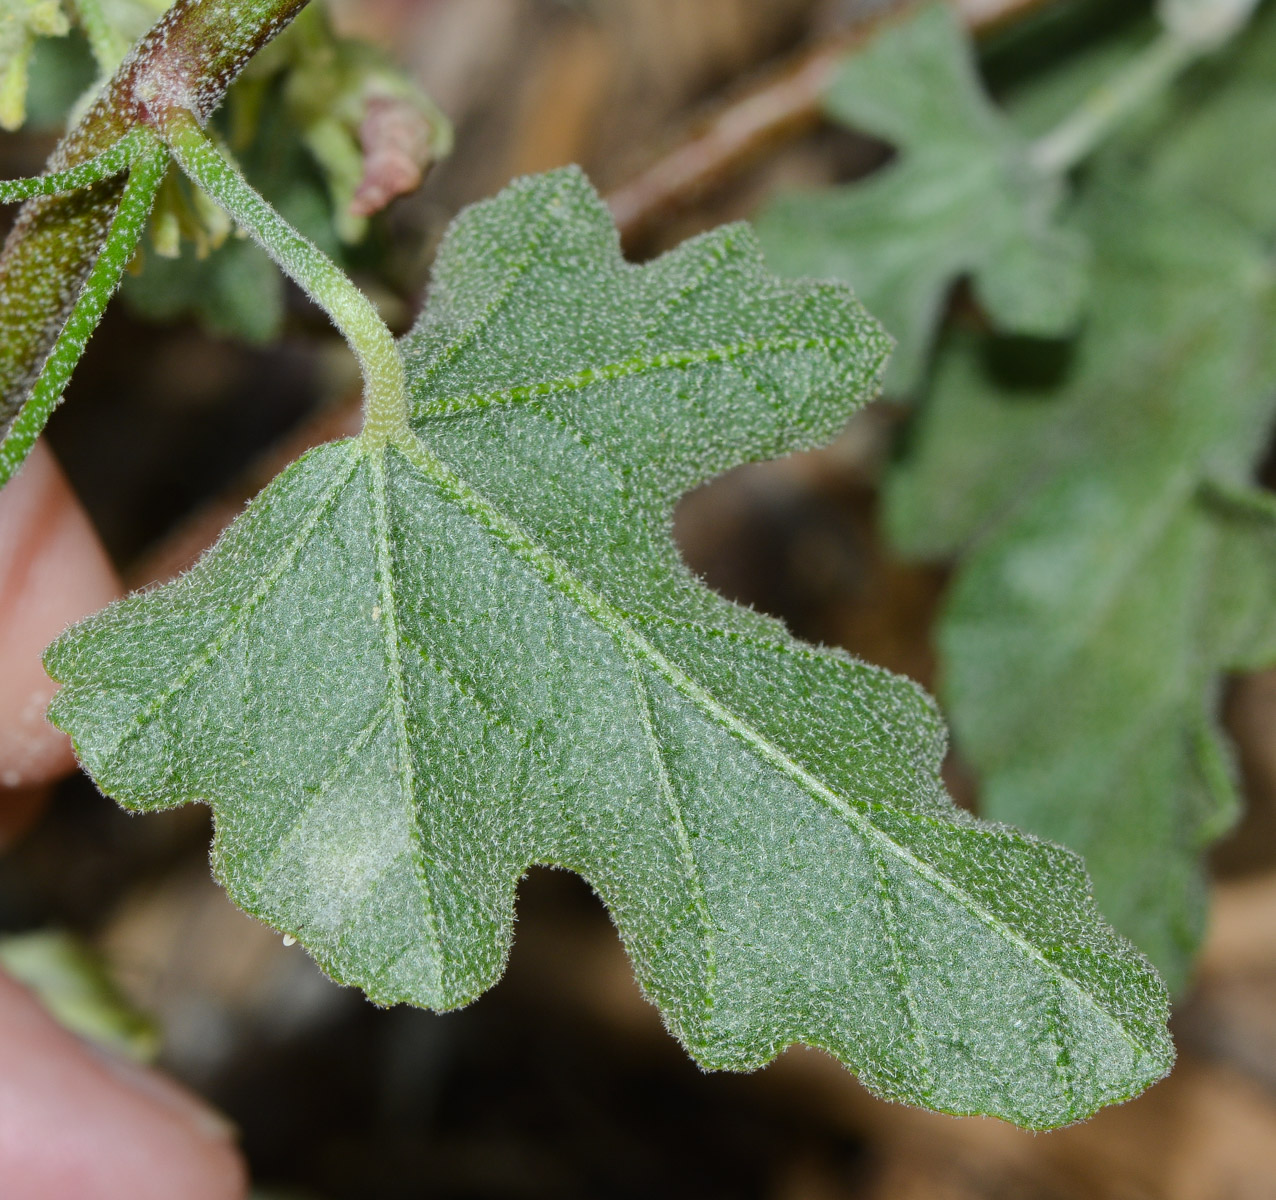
[1030,0,1262,171]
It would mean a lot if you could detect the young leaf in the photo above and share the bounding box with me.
[886,177,1276,989]
[47,167,1171,1128]
[754,3,1086,395]
[0,0,70,131]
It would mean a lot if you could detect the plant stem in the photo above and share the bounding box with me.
[0,131,148,204]
[0,0,312,478]
[1027,0,1263,176]
[159,109,410,445]
[125,0,311,121]
[0,146,168,486]
[1027,31,1196,175]
[606,0,1058,247]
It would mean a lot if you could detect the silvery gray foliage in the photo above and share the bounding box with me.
[47,167,1171,1127]
[755,2,1087,395]
[885,7,1276,991]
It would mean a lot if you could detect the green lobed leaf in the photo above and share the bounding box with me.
[754,3,1087,396]
[885,13,1276,987]
[47,168,1171,1127]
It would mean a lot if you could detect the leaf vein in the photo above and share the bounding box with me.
[393,434,1151,1055]
[629,665,719,1030]
[370,447,444,995]
[412,172,578,396]
[636,229,738,345]
[415,335,859,422]
[100,448,362,777]
[868,838,936,1097]
[1049,979,1078,1119]
[262,698,395,884]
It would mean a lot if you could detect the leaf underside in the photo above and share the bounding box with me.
[754,2,1086,396]
[48,167,1170,1127]
[886,13,1276,990]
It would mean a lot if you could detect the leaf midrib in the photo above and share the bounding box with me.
[388,429,1158,1061]
[370,443,445,993]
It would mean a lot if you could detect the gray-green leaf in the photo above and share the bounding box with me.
[755,3,1087,395]
[886,176,1276,989]
[47,167,1170,1127]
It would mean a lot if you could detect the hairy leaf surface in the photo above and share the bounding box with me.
[48,167,1170,1126]
[755,3,1085,395]
[886,13,1276,988]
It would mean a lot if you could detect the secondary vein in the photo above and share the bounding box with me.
[414,335,854,422]
[96,445,362,781]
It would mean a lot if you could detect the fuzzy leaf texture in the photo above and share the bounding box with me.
[47,168,1170,1127]
[886,12,1276,990]
[754,3,1087,395]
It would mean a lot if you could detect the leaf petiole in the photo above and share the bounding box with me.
[1028,32,1195,175]
[158,108,411,446]
[0,129,151,204]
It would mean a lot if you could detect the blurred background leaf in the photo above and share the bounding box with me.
[755,3,1087,396]
[883,2,1276,987]
[0,928,158,1060]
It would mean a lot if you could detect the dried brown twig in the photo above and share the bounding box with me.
[607,0,1055,246]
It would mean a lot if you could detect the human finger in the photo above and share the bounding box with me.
[0,970,248,1200]
[0,441,120,793]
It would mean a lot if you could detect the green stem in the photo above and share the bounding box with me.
[0,148,167,486]
[159,109,410,444]
[0,131,148,204]
[1028,31,1196,175]
[69,0,132,73]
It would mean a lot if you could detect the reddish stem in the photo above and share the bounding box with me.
[0,0,310,437]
